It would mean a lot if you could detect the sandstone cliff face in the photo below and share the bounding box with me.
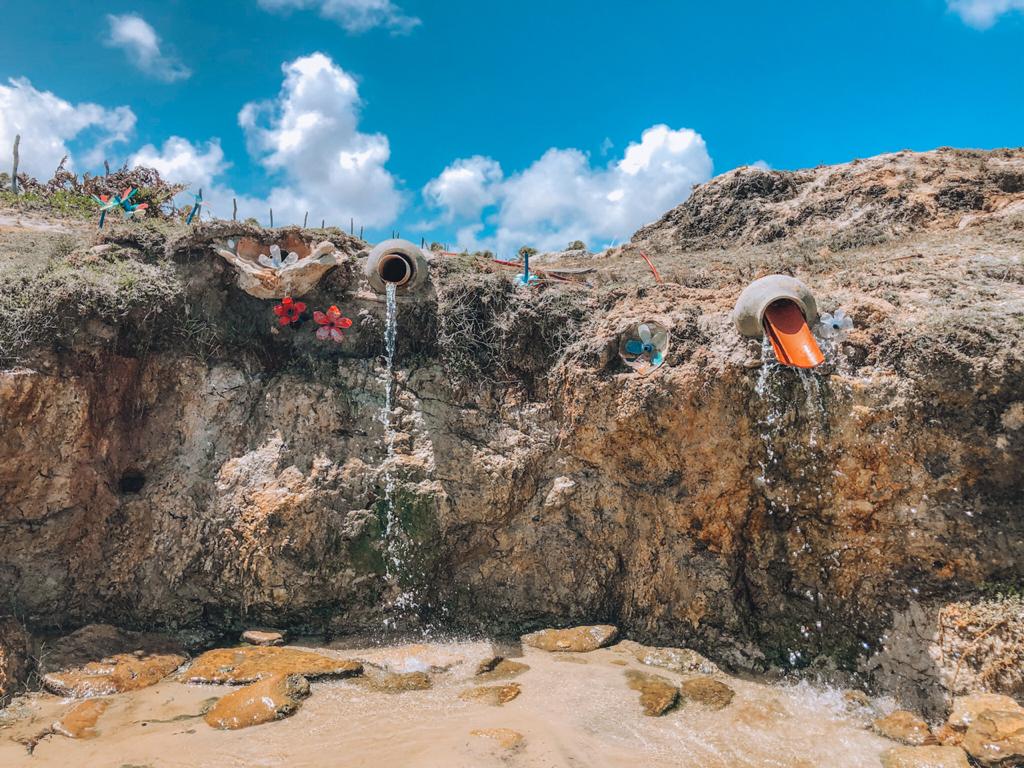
[1,149,1021,711]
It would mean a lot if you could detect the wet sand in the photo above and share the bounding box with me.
[0,639,892,768]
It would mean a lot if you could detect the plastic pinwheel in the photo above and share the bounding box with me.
[817,308,854,339]
[185,189,203,225]
[619,321,670,375]
[90,192,123,229]
[118,188,149,220]
[258,244,300,271]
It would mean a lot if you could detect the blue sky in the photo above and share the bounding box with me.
[0,0,1021,254]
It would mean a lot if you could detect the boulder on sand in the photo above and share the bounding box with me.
[521,625,618,653]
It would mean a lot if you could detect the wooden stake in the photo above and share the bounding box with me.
[232,198,237,221]
[104,159,110,177]
[321,219,325,229]
[350,217,354,234]
[359,226,364,239]
[303,211,308,227]
[270,208,274,227]
[11,134,19,194]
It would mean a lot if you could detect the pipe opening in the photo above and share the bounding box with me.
[378,253,414,286]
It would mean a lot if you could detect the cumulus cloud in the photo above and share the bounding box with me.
[0,77,136,179]
[423,125,713,255]
[130,137,227,190]
[105,14,191,82]
[238,52,403,227]
[948,0,1024,27]
[257,0,420,34]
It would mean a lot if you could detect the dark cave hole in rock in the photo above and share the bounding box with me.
[119,472,146,494]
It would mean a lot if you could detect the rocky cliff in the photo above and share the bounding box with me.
[1,148,1022,714]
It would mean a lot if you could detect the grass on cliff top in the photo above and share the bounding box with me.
[0,228,186,366]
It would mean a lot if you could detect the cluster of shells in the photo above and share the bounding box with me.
[215,234,340,299]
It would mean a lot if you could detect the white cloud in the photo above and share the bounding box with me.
[238,52,403,227]
[257,0,420,33]
[424,124,713,255]
[130,137,227,190]
[0,77,136,179]
[948,0,1024,27]
[422,155,503,221]
[105,14,191,82]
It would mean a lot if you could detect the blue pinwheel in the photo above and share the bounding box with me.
[186,189,203,225]
[619,321,670,374]
[90,191,123,229]
[118,188,149,220]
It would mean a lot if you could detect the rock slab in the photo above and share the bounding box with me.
[184,646,362,684]
[205,673,310,730]
[880,745,971,768]
[43,652,185,697]
[624,670,679,716]
[521,625,618,653]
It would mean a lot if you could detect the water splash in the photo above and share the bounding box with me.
[378,282,411,629]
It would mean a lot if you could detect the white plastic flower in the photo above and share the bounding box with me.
[258,244,299,270]
[817,308,854,339]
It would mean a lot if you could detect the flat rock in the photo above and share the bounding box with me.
[474,658,529,682]
[459,683,521,706]
[51,699,109,739]
[42,652,185,697]
[874,710,937,746]
[359,643,463,673]
[679,676,735,710]
[241,629,285,647]
[358,670,432,693]
[614,640,719,675]
[204,673,310,730]
[470,728,525,750]
[521,625,618,653]
[183,646,362,684]
[624,670,679,716]
[948,694,1024,731]
[880,745,971,768]
[962,709,1024,767]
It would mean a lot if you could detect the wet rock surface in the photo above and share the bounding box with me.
[469,727,525,750]
[521,625,619,653]
[880,745,971,768]
[679,676,735,710]
[962,709,1024,767]
[184,646,362,684]
[51,698,109,739]
[614,640,719,674]
[624,669,679,716]
[473,657,530,682]
[459,683,522,706]
[873,710,937,746]
[204,673,311,729]
[36,624,185,675]
[358,669,432,693]
[42,651,185,697]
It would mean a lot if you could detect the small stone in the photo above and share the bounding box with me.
[475,656,503,675]
[880,745,971,768]
[843,690,872,709]
[521,625,618,653]
[204,673,310,730]
[241,629,286,647]
[679,676,735,710]
[459,683,521,706]
[51,699,110,739]
[614,640,719,675]
[359,670,432,693]
[624,670,679,717]
[947,694,1024,732]
[42,652,185,697]
[873,711,937,746]
[962,709,1024,767]
[183,646,362,684]
[470,728,524,750]
[475,659,529,682]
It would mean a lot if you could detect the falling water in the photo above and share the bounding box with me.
[378,282,410,629]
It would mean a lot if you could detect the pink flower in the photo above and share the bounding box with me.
[313,305,353,342]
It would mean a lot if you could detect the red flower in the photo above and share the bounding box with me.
[313,305,353,342]
[273,297,306,326]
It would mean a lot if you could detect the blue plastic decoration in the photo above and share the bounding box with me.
[186,189,203,225]
[118,188,149,219]
[90,192,123,229]
[619,321,670,375]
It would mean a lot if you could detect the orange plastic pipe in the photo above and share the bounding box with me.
[763,300,824,369]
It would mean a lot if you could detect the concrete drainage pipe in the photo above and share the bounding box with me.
[364,239,430,295]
